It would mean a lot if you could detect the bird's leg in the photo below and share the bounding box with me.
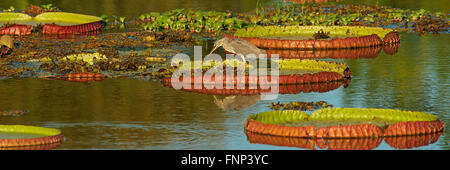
[240,54,246,64]
[213,95,220,104]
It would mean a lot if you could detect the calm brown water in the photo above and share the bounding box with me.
[0,0,448,150]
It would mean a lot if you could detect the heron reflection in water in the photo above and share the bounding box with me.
[208,37,266,62]
[214,95,261,111]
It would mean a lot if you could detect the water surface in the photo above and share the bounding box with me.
[0,33,448,150]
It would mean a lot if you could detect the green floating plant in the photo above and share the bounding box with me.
[140,9,247,33]
[234,25,393,39]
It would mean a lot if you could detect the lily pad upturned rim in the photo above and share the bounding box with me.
[0,125,64,147]
[0,12,104,35]
[0,12,102,25]
[244,108,444,138]
[228,26,401,49]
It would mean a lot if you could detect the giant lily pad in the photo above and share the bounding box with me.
[0,125,64,148]
[244,108,444,138]
[246,131,442,150]
[228,26,400,49]
[0,12,103,35]
[162,59,351,95]
[265,44,399,59]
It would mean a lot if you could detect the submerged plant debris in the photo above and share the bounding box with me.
[270,101,333,111]
[0,110,29,116]
[0,30,193,78]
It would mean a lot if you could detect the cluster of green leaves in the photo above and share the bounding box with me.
[1,6,15,12]
[137,3,447,33]
[244,4,446,29]
[1,4,59,12]
[140,9,246,33]
[41,4,60,11]
[385,8,431,22]
[247,3,364,26]
[100,14,126,27]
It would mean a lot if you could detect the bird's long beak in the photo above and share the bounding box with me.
[208,45,219,55]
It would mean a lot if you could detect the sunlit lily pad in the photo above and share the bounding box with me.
[230,26,400,49]
[0,125,64,148]
[244,108,444,138]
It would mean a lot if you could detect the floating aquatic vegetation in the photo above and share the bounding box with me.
[145,57,167,62]
[277,59,351,78]
[171,58,252,71]
[33,12,101,25]
[230,26,400,49]
[0,35,13,57]
[164,58,351,85]
[383,31,401,45]
[43,21,104,35]
[140,9,246,33]
[27,57,52,63]
[270,101,332,111]
[0,142,62,150]
[43,72,107,78]
[43,72,107,82]
[313,29,330,39]
[22,4,58,16]
[0,12,32,22]
[0,110,29,116]
[244,108,444,138]
[0,64,32,77]
[0,8,104,35]
[137,4,447,34]
[0,24,32,35]
[283,0,344,4]
[49,77,106,82]
[0,125,63,148]
[249,4,447,33]
[410,16,448,34]
[0,45,11,57]
[61,53,108,65]
[0,30,192,78]
[161,58,351,95]
[245,131,442,150]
